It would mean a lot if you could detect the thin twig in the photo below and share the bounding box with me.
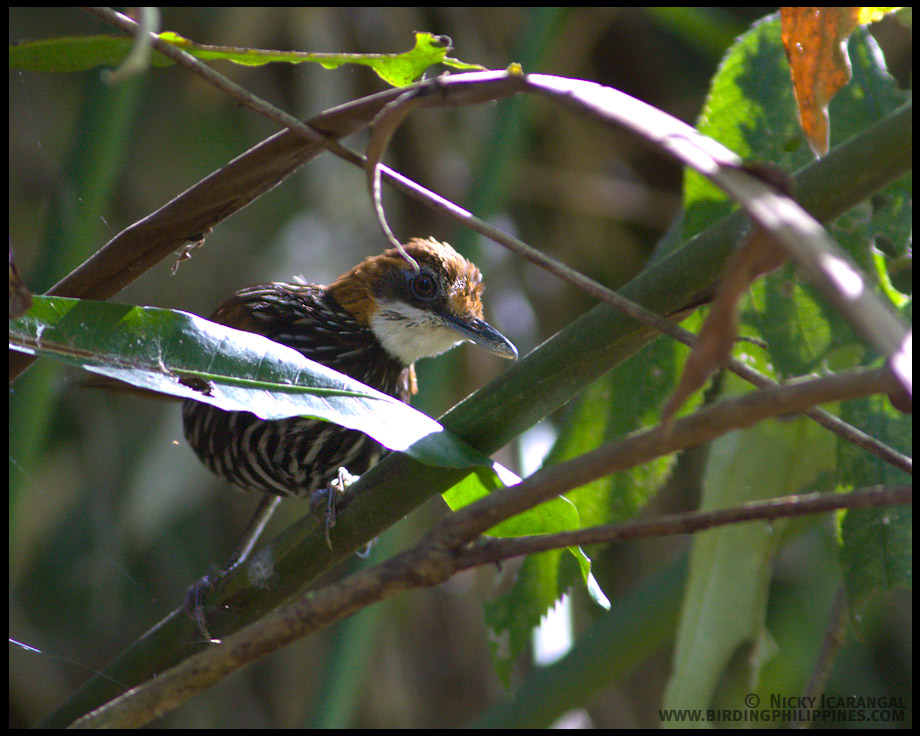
[434,366,902,545]
[69,367,906,728]
[78,8,910,475]
[70,480,909,729]
[791,585,850,729]
[456,486,911,567]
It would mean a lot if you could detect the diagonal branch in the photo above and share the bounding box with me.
[456,485,911,567]
[72,479,910,729]
[67,365,905,728]
[434,366,902,545]
[25,14,911,727]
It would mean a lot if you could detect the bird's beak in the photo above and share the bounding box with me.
[447,316,518,360]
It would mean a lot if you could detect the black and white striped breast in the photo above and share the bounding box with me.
[181,284,411,498]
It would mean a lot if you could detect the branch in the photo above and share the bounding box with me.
[70,480,909,729]
[15,11,910,477]
[435,366,901,545]
[456,485,911,566]
[68,366,905,727]
[791,585,850,728]
[27,13,911,726]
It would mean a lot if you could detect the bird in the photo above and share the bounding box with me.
[182,236,516,501]
[180,237,516,633]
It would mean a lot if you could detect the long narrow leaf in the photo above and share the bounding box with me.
[10,295,488,469]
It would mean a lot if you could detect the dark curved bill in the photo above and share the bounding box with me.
[448,316,518,360]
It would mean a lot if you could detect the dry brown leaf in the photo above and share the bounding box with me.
[780,7,862,157]
[663,164,794,423]
[662,227,786,425]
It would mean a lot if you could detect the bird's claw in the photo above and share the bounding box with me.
[310,467,357,549]
[185,568,224,643]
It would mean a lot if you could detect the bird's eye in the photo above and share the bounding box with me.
[411,272,439,300]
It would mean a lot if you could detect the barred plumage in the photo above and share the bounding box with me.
[180,283,409,498]
[181,238,516,501]
[176,238,516,636]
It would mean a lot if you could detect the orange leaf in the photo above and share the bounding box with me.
[780,7,860,157]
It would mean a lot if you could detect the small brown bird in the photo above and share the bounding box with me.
[182,238,516,629]
[183,237,516,500]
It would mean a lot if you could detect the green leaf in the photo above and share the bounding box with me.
[482,545,611,687]
[9,31,485,87]
[682,14,804,239]
[836,393,912,614]
[444,457,612,688]
[478,337,688,683]
[483,549,567,687]
[442,466,581,538]
[663,410,835,712]
[683,13,911,623]
[684,17,909,241]
[548,335,696,527]
[839,504,912,611]
[9,295,493,470]
[9,34,175,72]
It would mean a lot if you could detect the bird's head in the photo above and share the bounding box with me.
[328,238,517,367]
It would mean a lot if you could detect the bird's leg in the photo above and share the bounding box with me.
[185,493,282,641]
[310,466,358,550]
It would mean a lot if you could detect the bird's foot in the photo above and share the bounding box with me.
[310,467,358,549]
[184,566,228,643]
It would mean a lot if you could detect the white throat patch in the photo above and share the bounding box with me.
[369,301,464,366]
